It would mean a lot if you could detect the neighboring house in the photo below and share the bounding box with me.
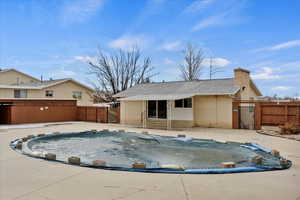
[114,68,262,129]
[0,69,94,106]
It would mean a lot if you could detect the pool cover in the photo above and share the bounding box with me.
[10,130,292,174]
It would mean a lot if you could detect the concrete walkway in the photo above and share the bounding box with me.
[1,122,299,200]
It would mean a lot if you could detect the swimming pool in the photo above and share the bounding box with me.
[10,130,292,174]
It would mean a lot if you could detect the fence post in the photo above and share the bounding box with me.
[85,107,88,121]
[106,107,108,123]
[232,101,239,129]
[285,105,288,122]
[96,107,98,123]
[298,106,300,125]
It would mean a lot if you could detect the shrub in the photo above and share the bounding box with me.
[279,122,300,135]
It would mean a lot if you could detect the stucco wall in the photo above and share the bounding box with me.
[0,88,14,98]
[120,101,143,126]
[234,69,260,100]
[169,100,193,121]
[0,81,93,106]
[0,70,38,85]
[29,81,93,106]
[194,95,232,128]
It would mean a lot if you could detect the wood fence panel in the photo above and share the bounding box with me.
[260,102,300,126]
[76,107,87,121]
[96,107,108,123]
[234,101,300,130]
[76,106,109,123]
[10,105,77,124]
[86,107,97,122]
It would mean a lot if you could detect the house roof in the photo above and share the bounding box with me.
[0,78,94,92]
[0,68,40,81]
[114,78,240,101]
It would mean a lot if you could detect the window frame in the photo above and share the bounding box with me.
[174,98,192,108]
[72,91,82,99]
[14,89,28,98]
[45,90,54,97]
[147,100,167,119]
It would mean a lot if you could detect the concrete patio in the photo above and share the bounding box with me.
[1,122,299,200]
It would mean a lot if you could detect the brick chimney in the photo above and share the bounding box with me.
[234,68,252,100]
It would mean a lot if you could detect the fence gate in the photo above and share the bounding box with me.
[107,105,120,123]
[239,104,255,129]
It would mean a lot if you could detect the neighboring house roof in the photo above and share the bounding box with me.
[0,68,40,81]
[114,78,240,101]
[0,78,94,92]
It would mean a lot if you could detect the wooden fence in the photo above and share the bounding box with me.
[0,99,77,124]
[0,99,120,124]
[233,101,300,130]
[77,106,108,123]
[256,102,300,129]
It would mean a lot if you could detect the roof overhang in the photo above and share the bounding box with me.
[119,94,195,101]
[0,79,95,92]
[118,92,238,101]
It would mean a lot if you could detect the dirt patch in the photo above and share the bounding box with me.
[257,130,300,141]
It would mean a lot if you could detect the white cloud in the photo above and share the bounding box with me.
[192,15,224,30]
[183,0,216,14]
[254,40,300,52]
[61,0,106,24]
[163,58,175,65]
[108,34,150,50]
[201,58,231,67]
[271,86,293,91]
[160,41,182,51]
[52,70,77,77]
[251,67,281,80]
[191,0,247,31]
[74,56,97,64]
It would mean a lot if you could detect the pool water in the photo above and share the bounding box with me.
[27,131,284,169]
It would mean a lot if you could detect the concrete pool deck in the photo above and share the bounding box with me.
[1,122,299,200]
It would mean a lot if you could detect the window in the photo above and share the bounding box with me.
[175,99,182,107]
[158,100,167,118]
[184,98,192,108]
[147,100,167,119]
[45,90,53,97]
[148,101,157,118]
[72,91,82,99]
[14,89,27,98]
[174,98,192,108]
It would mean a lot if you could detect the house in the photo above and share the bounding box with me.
[114,68,262,129]
[0,69,94,106]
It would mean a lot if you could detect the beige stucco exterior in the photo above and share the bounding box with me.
[0,69,39,85]
[234,68,261,100]
[120,101,144,126]
[193,95,233,128]
[0,69,94,106]
[119,69,261,129]
[120,96,233,129]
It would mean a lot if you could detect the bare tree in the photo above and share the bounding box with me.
[179,43,205,81]
[88,46,155,101]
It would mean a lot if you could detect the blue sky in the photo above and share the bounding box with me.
[0,0,300,97]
